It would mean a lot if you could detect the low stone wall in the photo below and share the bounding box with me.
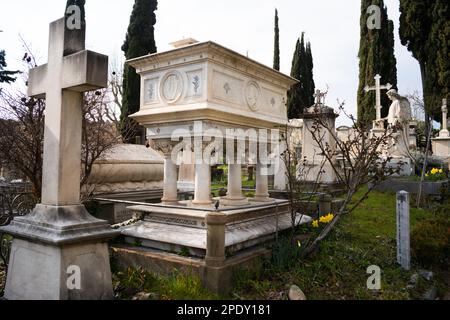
[371,179,449,196]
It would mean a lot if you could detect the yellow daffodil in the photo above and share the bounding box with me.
[431,168,439,175]
[312,220,319,228]
[319,213,335,224]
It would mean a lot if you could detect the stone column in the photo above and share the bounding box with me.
[162,155,178,203]
[319,194,332,216]
[252,164,272,202]
[221,164,248,206]
[150,139,179,204]
[274,140,288,190]
[204,212,231,295]
[192,163,212,205]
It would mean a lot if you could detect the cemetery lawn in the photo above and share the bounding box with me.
[110,188,448,300]
[232,188,449,300]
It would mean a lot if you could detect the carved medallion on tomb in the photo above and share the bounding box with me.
[245,81,261,111]
[144,78,158,104]
[160,71,184,103]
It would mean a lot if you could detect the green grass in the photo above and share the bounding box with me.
[231,188,448,300]
[212,174,256,198]
[112,268,219,300]
[0,263,5,296]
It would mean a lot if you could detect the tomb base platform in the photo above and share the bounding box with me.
[121,200,311,257]
[117,200,311,294]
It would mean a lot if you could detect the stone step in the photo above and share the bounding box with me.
[121,211,312,257]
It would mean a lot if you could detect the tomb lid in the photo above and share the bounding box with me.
[170,38,199,48]
[126,41,298,129]
[126,41,298,88]
[95,144,163,164]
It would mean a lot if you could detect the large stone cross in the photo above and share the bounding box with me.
[314,89,327,105]
[28,18,108,206]
[364,74,392,120]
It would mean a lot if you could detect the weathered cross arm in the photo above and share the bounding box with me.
[28,50,108,98]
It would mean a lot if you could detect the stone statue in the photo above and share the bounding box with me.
[384,89,412,160]
[386,89,411,127]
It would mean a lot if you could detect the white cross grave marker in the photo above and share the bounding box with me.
[28,18,108,205]
[1,16,117,300]
[364,74,392,121]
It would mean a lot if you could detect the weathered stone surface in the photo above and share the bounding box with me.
[132,292,155,300]
[1,16,116,301]
[128,41,296,129]
[87,144,164,194]
[396,191,411,271]
[422,287,438,301]
[121,201,311,256]
[1,205,118,245]
[289,285,307,301]
[5,239,113,300]
[419,270,434,282]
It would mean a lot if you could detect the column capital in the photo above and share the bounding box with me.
[148,139,177,157]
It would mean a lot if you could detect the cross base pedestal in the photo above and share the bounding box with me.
[0,204,119,300]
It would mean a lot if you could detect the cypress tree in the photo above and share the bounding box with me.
[400,0,450,122]
[0,50,19,84]
[287,33,315,119]
[273,9,280,71]
[357,0,398,125]
[305,42,316,107]
[121,0,158,143]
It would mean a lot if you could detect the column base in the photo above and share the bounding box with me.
[191,199,213,205]
[250,196,274,203]
[161,198,179,204]
[0,204,119,300]
[220,197,249,207]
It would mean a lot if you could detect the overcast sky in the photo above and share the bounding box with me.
[0,0,422,125]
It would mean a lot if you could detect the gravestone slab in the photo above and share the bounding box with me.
[396,191,411,270]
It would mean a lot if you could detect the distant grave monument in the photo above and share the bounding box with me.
[0,16,118,300]
[300,90,339,184]
[432,99,450,167]
[364,74,392,132]
[382,89,414,175]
